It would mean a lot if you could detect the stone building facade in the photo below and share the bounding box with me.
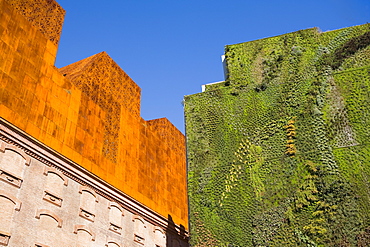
[0,120,186,247]
[0,0,188,246]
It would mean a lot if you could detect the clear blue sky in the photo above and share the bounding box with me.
[55,0,370,134]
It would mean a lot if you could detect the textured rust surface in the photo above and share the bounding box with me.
[0,0,188,228]
[5,0,65,46]
[60,52,141,163]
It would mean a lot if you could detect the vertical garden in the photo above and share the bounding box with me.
[184,24,370,246]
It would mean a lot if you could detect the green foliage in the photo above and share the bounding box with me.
[322,31,370,69]
[184,24,370,247]
[294,161,319,209]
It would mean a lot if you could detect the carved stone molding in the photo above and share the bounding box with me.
[108,202,124,216]
[0,142,31,166]
[153,226,166,237]
[105,241,121,247]
[34,243,50,247]
[42,191,62,207]
[0,231,10,246]
[43,166,68,186]
[73,225,95,241]
[35,209,63,228]
[79,185,99,203]
[79,208,95,222]
[0,169,23,188]
[0,190,22,211]
[132,215,147,228]
[109,223,122,235]
[134,234,145,245]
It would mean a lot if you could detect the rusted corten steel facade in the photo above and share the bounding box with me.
[0,0,188,245]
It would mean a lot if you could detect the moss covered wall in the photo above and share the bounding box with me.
[184,24,370,246]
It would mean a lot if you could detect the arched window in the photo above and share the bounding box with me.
[0,144,30,188]
[79,186,98,222]
[132,215,146,245]
[0,191,21,246]
[43,167,68,207]
[74,225,95,247]
[106,241,120,247]
[154,226,166,247]
[35,209,62,246]
[108,202,124,234]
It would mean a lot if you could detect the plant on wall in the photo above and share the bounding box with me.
[185,23,370,247]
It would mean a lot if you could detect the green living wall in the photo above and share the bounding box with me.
[184,24,370,247]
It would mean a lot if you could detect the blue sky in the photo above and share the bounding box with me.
[55,0,370,134]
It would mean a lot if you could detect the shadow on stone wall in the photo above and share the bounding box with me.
[166,214,189,247]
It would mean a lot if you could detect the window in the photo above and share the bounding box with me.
[0,144,30,188]
[154,227,166,247]
[43,168,67,207]
[106,242,120,247]
[79,186,98,222]
[35,209,63,246]
[108,202,124,234]
[0,191,21,245]
[73,225,95,247]
[132,215,146,245]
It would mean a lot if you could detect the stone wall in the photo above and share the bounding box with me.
[0,119,188,246]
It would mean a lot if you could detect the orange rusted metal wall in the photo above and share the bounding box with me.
[0,0,188,228]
